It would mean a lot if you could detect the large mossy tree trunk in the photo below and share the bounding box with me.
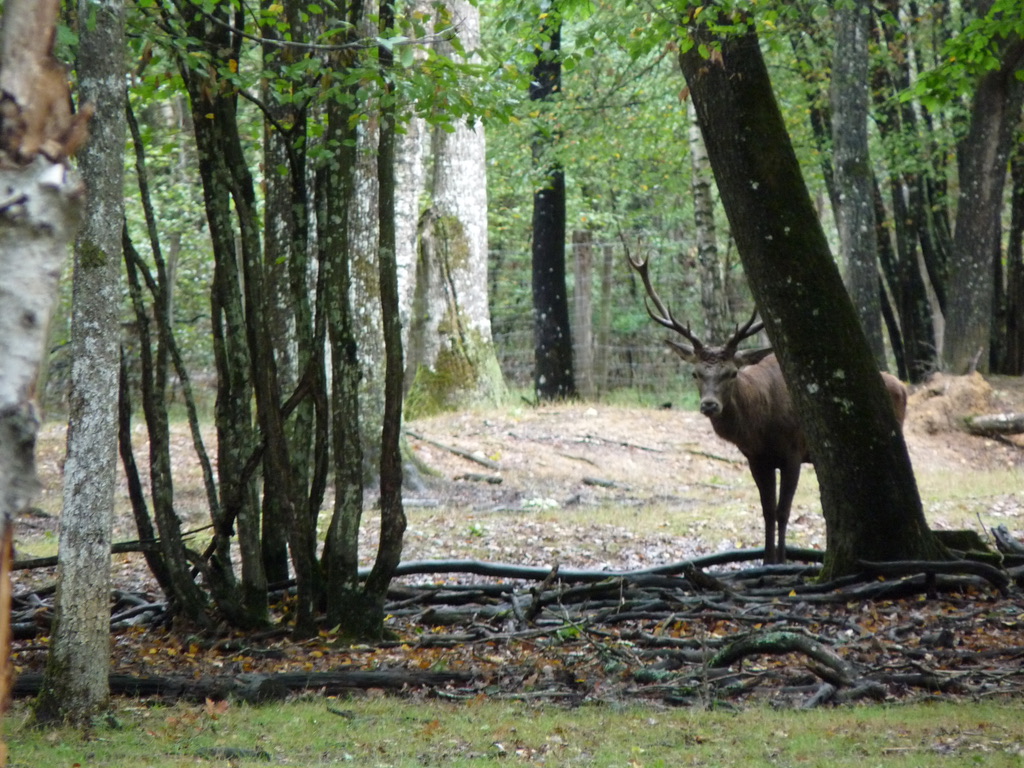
[404,1,504,417]
[678,15,943,579]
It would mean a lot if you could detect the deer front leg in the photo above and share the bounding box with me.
[748,460,779,564]
[775,460,802,565]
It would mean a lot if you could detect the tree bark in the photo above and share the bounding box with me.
[358,0,407,640]
[38,0,125,725]
[531,18,576,402]
[943,26,1024,373]
[688,101,728,341]
[1004,143,1024,373]
[572,230,595,398]
[320,2,367,634]
[404,0,505,416]
[677,15,941,579]
[831,0,885,368]
[0,0,89,733]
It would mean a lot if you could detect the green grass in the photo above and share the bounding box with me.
[7,697,1024,767]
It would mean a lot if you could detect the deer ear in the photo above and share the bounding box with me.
[735,347,773,367]
[665,339,698,363]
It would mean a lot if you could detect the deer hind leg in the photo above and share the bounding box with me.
[774,460,802,565]
[748,460,779,564]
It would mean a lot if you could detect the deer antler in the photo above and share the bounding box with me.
[724,311,764,354]
[627,254,704,354]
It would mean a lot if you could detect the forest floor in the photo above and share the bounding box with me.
[10,371,1024,708]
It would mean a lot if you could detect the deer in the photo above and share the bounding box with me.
[629,255,907,564]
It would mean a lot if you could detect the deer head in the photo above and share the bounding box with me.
[628,254,772,417]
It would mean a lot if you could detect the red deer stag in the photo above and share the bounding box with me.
[629,255,907,564]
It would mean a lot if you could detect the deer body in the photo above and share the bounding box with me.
[630,255,907,564]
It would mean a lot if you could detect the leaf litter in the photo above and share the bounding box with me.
[10,376,1024,709]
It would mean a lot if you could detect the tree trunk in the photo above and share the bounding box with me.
[594,243,615,396]
[688,102,728,341]
[260,0,315,586]
[1003,143,1024,374]
[350,10,384,484]
[870,5,947,379]
[121,110,213,628]
[572,230,595,398]
[831,0,885,368]
[942,32,1024,373]
[320,3,367,633]
[173,0,279,630]
[404,0,505,417]
[358,3,406,639]
[678,15,941,579]
[0,0,88,731]
[531,19,576,402]
[38,0,124,725]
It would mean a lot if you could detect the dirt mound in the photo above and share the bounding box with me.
[906,372,993,434]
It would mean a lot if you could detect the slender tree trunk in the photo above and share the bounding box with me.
[320,3,367,633]
[122,108,213,627]
[572,230,595,398]
[688,102,728,340]
[350,9,384,484]
[38,0,125,725]
[0,0,88,729]
[531,18,576,401]
[173,0,276,629]
[831,0,885,367]
[869,7,944,380]
[594,242,615,396]
[261,0,314,585]
[359,1,406,638]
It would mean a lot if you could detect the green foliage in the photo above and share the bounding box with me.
[910,0,1024,108]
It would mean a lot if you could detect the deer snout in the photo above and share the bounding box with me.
[699,398,722,417]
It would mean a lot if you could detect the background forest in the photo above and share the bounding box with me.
[6,0,1024,727]
[44,0,1024,409]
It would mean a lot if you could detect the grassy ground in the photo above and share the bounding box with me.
[7,696,1024,767]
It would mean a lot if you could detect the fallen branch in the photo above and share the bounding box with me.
[405,430,500,470]
[964,412,1024,436]
[13,538,159,571]
[12,668,474,703]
